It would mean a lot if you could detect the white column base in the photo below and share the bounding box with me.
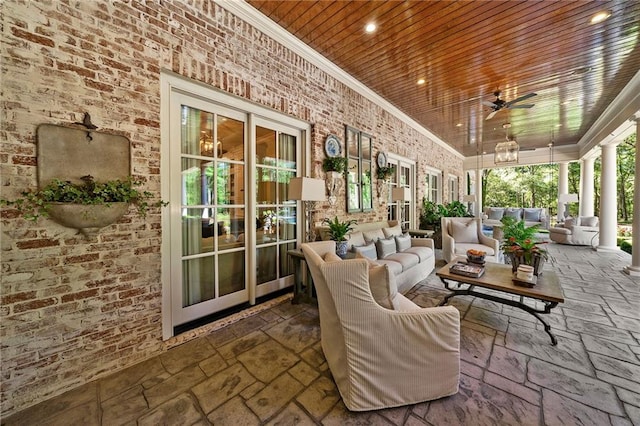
[595,245,620,252]
[624,265,640,276]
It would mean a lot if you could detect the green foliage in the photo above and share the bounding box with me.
[0,175,165,220]
[418,199,470,229]
[376,165,395,180]
[500,216,548,261]
[620,240,632,255]
[322,216,357,241]
[322,157,347,173]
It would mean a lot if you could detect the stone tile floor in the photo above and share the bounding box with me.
[4,244,640,425]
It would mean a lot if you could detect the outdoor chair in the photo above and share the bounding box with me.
[441,217,500,263]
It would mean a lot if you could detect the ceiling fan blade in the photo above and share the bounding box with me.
[509,104,535,109]
[481,100,496,107]
[485,110,498,120]
[505,92,537,107]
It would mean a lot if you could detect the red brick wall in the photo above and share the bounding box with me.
[0,0,462,415]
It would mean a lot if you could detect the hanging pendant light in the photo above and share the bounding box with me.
[494,123,519,165]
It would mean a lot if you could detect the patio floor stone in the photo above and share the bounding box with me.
[3,244,640,425]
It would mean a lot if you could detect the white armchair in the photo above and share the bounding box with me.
[550,216,599,246]
[441,217,500,263]
[301,241,460,411]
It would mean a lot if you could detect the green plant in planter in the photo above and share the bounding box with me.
[322,216,357,241]
[500,216,549,274]
[0,175,165,220]
[322,157,348,174]
[376,165,395,180]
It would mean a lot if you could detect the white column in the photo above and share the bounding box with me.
[624,118,640,275]
[475,168,483,218]
[557,162,569,222]
[579,157,595,217]
[597,143,619,251]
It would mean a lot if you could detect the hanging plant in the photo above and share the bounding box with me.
[376,165,395,180]
[322,156,348,173]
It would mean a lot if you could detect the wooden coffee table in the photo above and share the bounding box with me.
[436,260,565,345]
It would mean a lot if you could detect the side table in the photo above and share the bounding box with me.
[287,249,317,305]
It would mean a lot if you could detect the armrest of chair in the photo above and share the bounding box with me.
[478,232,500,254]
[411,237,434,250]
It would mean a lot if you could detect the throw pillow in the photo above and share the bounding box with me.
[450,220,479,243]
[375,236,397,259]
[363,228,385,243]
[505,208,522,221]
[581,216,599,227]
[323,252,343,263]
[368,263,398,310]
[351,243,377,260]
[382,224,403,238]
[347,231,365,248]
[487,208,505,220]
[523,208,541,222]
[395,233,412,252]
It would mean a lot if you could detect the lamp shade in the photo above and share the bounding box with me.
[392,187,412,202]
[462,194,476,203]
[559,193,579,203]
[288,177,325,201]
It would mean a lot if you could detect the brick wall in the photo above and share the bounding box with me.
[0,0,462,416]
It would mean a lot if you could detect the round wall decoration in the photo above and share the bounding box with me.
[377,151,388,167]
[324,134,341,157]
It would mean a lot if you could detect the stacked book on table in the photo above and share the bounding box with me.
[449,261,485,278]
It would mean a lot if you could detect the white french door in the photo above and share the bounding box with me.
[165,88,304,333]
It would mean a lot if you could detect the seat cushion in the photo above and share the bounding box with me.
[375,237,397,258]
[384,252,419,271]
[550,227,571,235]
[454,243,495,256]
[450,220,479,244]
[395,233,412,252]
[402,246,433,262]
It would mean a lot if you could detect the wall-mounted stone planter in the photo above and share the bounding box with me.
[47,202,129,237]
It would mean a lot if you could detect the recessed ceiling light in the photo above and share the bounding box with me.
[590,11,611,24]
[417,79,426,85]
[365,23,377,33]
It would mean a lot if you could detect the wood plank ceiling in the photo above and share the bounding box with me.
[247,1,640,157]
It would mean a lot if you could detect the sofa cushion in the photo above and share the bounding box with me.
[355,251,381,266]
[395,233,412,252]
[487,208,505,220]
[352,243,377,260]
[375,237,397,258]
[581,216,599,227]
[523,208,542,222]
[451,220,479,244]
[324,252,343,262]
[505,208,522,220]
[368,263,398,310]
[363,228,385,243]
[382,224,403,238]
[347,231,366,248]
[385,252,419,271]
[402,246,433,262]
[376,259,403,276]
[550,227,571,235]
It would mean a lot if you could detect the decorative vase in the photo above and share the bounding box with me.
[335,241,349,258]
[504,251,545,276]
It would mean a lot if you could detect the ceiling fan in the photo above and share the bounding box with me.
[483,90,537,120]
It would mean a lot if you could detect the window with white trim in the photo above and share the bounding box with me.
[425,168,441,203]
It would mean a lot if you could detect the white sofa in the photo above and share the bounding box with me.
[441,217,500,263]
[483,207,549,229]
[301,241,460,411]
[549,216,599,246]
[317,220,435,293]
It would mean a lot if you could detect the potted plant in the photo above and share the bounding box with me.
[0,175,165,237]
[322,216,357,257]
[500,216,549,275]
[322,157,348,174]
[376,164,395,181]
